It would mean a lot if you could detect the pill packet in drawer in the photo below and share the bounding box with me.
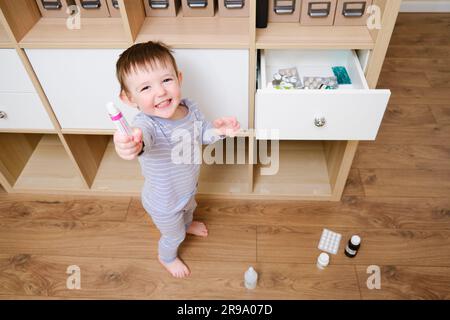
[272,67,303,90]
[303,76,338,90]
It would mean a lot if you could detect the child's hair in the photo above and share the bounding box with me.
[116,41,179,94]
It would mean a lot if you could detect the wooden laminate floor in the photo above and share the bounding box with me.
[1,13,450,300]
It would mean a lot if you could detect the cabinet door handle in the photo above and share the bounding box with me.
[112,0,119,9]
[308,2,331,18]
[274,0,295,14]
[80,0,101,9]
[342,1,366,17]
[0,111,7,120]
[314,117,326,127]
[225,0,245,9]
[41,0,62,10]
[150,0,169,9]
[188,0,208,8]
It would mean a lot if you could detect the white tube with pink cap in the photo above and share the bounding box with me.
[106,102,133,136]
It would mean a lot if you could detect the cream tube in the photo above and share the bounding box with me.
[106,102,133,136]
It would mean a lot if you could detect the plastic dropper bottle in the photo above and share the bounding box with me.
[244,266,258,289]
[106,102,133,136]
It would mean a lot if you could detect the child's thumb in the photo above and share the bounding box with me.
[132,127,142,143]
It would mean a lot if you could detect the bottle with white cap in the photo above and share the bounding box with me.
[316,252,330,270]
[244,266,258,289]
[345,235,361,258]
[106,102,133,136]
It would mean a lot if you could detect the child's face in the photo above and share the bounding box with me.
[121,61,182,119]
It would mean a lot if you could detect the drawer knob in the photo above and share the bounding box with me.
[0,111,7,119]
[314,117,326,127]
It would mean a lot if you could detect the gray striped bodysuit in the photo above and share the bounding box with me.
[132,98,222,263]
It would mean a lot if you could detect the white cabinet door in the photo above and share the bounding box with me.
[0,49,53,131]
[0,93,54,130]
[26,49,136,130]
[174,49,248,129]
[0,49,36,93]
[26,48,249,130]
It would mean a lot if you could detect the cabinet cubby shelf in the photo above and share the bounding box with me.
[135,14,250,49]
[256,24,375,49]
[0,133,87,192]
[19,18,129,49]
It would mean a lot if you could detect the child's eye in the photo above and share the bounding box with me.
[163,78,173,83]
[141,86,150,92]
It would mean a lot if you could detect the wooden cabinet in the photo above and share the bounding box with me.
[0,0,402,200]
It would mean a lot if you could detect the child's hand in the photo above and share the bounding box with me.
[213,117,240,137]
[113,127,143,160]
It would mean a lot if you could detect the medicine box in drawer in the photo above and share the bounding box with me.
[255,49,391,140]
[334,0,372,26]
[144,0,180,17]
[218,0,249,17]
[181,0,215,17]
[268,0,301,22]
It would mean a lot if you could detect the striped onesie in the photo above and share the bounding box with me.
[132,98,223,263]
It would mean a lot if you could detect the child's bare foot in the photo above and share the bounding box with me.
[187,221,208,237]
[158,256,190,278]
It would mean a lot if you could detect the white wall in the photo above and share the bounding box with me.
[400,0,450,12]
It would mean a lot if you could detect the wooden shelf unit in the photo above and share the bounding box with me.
[0,0,402,200]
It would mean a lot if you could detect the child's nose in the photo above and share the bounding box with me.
[155,84,166,96]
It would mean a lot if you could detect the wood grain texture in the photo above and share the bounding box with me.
[356,265,450,300]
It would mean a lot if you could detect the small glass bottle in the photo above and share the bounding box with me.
[244,266,258,289]
[345,235,361,258]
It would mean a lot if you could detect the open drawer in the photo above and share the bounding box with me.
[255,49,391,140]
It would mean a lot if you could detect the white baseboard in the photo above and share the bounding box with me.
[400,0,450,12]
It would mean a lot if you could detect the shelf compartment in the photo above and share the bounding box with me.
[253,140,333,198]
[0,133,87,191]
[19,17,129,48]
[89,136,144,193]
[0,0,129,48]
[256,24,375,49]
[135,14,250,48]
[198,137,251,195]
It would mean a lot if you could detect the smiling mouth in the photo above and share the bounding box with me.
[155,99,172,109]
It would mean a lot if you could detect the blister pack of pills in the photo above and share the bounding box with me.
[272,67,303,90]
[303,76,338,90]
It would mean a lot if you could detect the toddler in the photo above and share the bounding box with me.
[113,41,240,278]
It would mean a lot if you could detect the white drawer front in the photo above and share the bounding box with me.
[25,49,136,130]
[26,48,249,130]
[255,89,390,140]
[0,49,36,93]
[0,92,54,130]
